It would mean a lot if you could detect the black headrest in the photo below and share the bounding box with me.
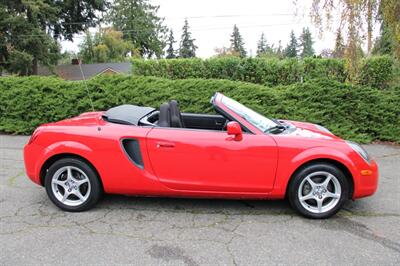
[169,100,183,128]
[158,103,170,127]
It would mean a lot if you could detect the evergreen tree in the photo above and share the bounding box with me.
[256,33,268,56]
[108,0,167,58]
[284,30,298,58]
[276,40,284,58]
[333,29,346,58]
[372,21,393,56]
[179,19,197,58]
[230,25,247,58]
[299,27,315,58]
[166,29,176,59]
[0,0,107,75]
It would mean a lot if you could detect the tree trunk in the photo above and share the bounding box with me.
[367,0,373,56]
[32,57,38,75]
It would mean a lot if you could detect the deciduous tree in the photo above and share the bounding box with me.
[79,28,135,63]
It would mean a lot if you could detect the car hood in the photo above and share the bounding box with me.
[278,120,338,140]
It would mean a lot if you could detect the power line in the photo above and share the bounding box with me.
[57,13,295,25]
[4,21,305,39]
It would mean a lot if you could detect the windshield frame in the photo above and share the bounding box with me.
[211,92,278,134]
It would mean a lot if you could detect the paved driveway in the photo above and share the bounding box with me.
[0,135,399,265]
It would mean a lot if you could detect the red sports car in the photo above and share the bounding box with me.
[24,92,378,218]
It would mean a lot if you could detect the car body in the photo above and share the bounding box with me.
[24,92,378,218]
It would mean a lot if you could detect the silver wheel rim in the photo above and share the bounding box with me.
[51,166,91,207]
[298,171,341,214]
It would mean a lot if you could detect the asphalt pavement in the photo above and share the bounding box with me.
[0,135,399,265]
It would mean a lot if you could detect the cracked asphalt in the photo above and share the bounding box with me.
[1,135,399,265]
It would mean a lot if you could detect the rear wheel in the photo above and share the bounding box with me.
[288,163,349,219]
[45,158,102,212]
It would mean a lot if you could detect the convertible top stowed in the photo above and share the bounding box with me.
[24,92,378,219]
[102,104,155,125]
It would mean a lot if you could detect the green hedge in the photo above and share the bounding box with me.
[132,56,394,88]
[359,56,394,88]
[1,75,399,143]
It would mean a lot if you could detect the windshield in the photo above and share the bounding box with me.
[221,96,278,132]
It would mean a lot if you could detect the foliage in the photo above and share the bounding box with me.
[7,50,34,76]
[284,31,298,58]
[299,28,315,58]
[379,0,400,58]
[230,25,247,58]
[179,19,197,58]
[373,20,394,56]
[359,55,394,88]
[166,29,177,59]
[333,29,346,58]
[256,33,276,57]
[0,0,108,75]
[308,0,400,77]
[132,56,393,88]
[79,28,135,63]
[107,0,167,58]
[308,0,376,80]
[213,47,241,57]
[0,75,399,144]
[257,33,268,56]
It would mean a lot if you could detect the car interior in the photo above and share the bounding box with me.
[139,100,230,131]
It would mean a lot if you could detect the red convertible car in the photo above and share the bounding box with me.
[24,92,378,218]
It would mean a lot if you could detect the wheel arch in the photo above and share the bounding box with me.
[285,158,354,199]
[39,153,104,192]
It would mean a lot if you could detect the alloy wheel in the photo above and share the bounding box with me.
[51,166,91,207]
[297,171,341,214]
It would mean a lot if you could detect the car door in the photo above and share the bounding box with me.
[146,127,278,193]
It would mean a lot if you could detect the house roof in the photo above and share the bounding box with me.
[38,62,132,80]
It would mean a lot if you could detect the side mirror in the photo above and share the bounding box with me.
[226,121,243,141]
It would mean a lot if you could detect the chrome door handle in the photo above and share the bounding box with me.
[156,141,175,148]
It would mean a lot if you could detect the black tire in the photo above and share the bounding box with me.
[288,163,349,219]
[45,158,102,212]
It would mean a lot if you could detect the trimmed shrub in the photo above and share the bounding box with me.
[0,75,399,143]
[303,57,347,82]
[359,55,394,88]
[132,57,393,88]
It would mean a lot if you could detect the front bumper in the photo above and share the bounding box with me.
[352,159,379,199]
[24,143,45,186]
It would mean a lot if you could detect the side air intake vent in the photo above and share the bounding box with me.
[121,139,144,169]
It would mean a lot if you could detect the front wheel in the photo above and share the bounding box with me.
[288,163,349,219]
[45,158,102,212]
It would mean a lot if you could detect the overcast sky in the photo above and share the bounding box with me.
[62,0,338,57]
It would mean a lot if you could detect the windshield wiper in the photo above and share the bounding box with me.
[265,124,286,134]
[264,118,287,133]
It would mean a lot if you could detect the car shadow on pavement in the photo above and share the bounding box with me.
[98,194,295,216]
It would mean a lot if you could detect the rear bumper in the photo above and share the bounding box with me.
[352,159,379,199]
[24,143,45,186]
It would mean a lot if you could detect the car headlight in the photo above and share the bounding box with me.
[346,141,371,164]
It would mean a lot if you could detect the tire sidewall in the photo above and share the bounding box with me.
[288,163,349,219]
[45,158,101,212]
